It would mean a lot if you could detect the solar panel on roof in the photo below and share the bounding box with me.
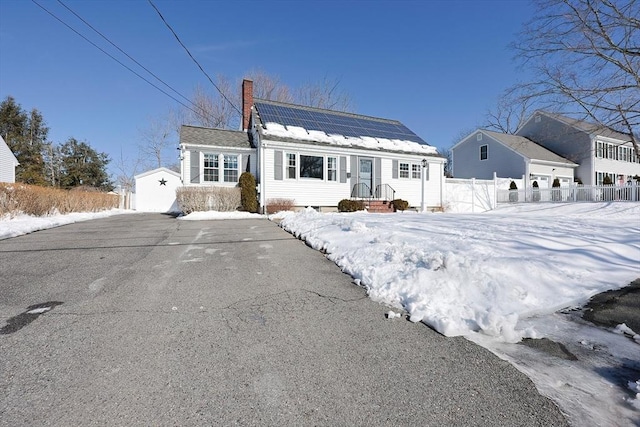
[255,101,427,144]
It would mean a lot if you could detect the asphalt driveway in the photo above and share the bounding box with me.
[0,213,567,426]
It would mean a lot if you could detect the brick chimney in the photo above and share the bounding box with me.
[242,79,253,131]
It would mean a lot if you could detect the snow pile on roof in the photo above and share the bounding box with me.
[262,122,438,155]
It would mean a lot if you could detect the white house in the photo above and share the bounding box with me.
[452,129,578,188]
[134,167,181,213]
[516,111,640,186]
[179,79,446,213]
[0,135,19,183]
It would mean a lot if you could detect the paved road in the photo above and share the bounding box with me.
[0,214,568,426]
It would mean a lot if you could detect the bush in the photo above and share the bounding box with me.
[532,180,541,202]
[392,199,409,211]
[551,178,562,201]
[266,198,295,214]
[338,199,365,212]
[175,186,240,214]
[0,183,118,218]
[238,172,258,213]
[508,181,518,202]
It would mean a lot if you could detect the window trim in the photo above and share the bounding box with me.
[286,153,296,179]
[327,156,337,182]
[299,154,324,180]
[398,162,410,179]
[223,154,239,183]
[480,144,488,161]
[203,153,219,182]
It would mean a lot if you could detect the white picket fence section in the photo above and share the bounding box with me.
[442,175,639,213]
[497,183,640,204]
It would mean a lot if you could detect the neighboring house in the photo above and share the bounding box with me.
[134,167,182,213]
[516,111,640,186]
[179,79,446,212]
[451,129,578,188]
[0,135,19,183]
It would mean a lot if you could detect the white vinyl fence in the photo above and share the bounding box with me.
[497,183,640,204]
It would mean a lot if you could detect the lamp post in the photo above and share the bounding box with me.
[421,158,428,212]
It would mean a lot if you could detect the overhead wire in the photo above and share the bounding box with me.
[30,0,215,124]
[146,0,243,117]
[56,0,193,107]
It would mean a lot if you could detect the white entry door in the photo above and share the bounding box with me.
[359,158,373,193]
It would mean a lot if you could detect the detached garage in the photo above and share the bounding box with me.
[134,167,181,213]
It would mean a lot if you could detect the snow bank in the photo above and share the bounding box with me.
[178,211,264,220]
[280,203,640,342]
[0,209,129,240]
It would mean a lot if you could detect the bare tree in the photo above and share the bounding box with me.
[485,89,535,134]
[139,114,176,169]
[114,148,140,193]
[512,0,640,155]
[295,75,354,112]
[182,77,240,129]
[245,69,294,103]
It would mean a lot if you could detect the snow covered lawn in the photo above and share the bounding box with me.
[279,202,640,426]
[279,202,640,342]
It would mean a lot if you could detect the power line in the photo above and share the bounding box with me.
[56,0,193,107]
[30,0,213,123]
[146,0,242,117]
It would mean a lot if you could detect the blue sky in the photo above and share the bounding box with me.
[0,0,534,178]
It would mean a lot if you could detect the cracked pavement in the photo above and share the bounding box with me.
[0,214,568,426]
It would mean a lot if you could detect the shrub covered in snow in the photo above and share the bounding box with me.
[338,199,365,212]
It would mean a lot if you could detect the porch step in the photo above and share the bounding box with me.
[366,200,395,213]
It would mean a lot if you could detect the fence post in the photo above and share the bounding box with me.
[493,172,497,210]
[471,178,475,213]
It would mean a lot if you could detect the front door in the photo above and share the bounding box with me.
[359,158,373,196]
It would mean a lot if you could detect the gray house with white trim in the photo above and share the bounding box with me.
[452,129,577,188]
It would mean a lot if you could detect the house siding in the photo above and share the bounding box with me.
[453,133,525,179]
[0,136,18,183]
[262,146,352,207]
[517,114,594,185]
[261,139,444,209]
[182,147,256,186]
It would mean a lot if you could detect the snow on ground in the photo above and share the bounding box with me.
[279,202,640,426]
[0,209,129,240]
[280,202,640,342]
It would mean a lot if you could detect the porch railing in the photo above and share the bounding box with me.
[497,183,640,203]
[351,182,372,199]
[374,184,396,201]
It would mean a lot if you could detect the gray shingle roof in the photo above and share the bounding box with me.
[482,129,577,165]
[537,111,632,142]
[180,125,252,148]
